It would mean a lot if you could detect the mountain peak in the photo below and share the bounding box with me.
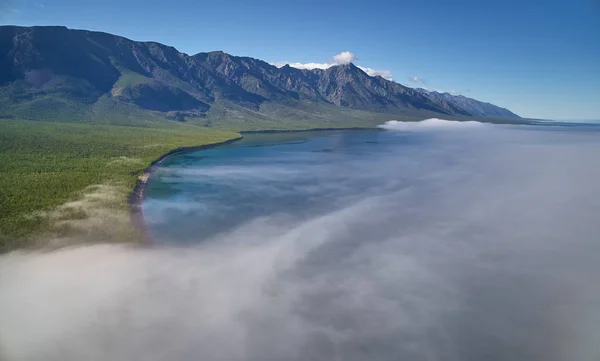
[332,62,359,71]
[0,25,521,121]
[324,62,364,78]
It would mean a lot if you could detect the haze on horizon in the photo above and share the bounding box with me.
[1,0,599,120]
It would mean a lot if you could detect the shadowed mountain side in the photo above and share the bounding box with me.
[0,26,521,126]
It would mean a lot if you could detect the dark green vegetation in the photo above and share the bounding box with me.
[0,119,238,251]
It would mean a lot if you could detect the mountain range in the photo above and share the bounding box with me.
[0,26,520,128]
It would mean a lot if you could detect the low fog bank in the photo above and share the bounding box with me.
[379,118,485,129]
[2,122,600,361]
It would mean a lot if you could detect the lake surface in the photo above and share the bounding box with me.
[143,129,408,243]
[139,120,600,360]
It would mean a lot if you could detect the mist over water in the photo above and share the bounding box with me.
[2,120,600,361]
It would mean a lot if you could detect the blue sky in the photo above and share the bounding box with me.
[1,0,599,120]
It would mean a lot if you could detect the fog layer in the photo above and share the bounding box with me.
[2,120,600,361]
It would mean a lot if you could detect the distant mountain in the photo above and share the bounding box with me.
[415,89,520,119]
[0,26,520,126]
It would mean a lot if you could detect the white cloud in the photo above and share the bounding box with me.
[378,118,484,130]
[271,61,331,70]
[271,51,394,81]
[408,76,426,85]
[357,66,394,81]
[332,51,358,64]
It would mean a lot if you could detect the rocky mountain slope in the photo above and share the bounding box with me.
[0,26,520,125]
[416,89,519,118]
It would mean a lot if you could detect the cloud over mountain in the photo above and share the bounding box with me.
[272,51,394,81]
[332,51,358,64]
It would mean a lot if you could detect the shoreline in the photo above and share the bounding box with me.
[239,126,380,134]
[128,136,243,242]
[129,126,379,242]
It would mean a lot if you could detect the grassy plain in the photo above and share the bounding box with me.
[0,119,238,251]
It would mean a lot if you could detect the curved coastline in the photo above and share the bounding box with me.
[129,126,379,242]
[129,136,243,242]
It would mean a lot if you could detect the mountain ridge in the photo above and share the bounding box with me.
[415,88,519,119]
[0,25,520,126]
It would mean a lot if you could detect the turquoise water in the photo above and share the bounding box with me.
[143,129,404,243]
